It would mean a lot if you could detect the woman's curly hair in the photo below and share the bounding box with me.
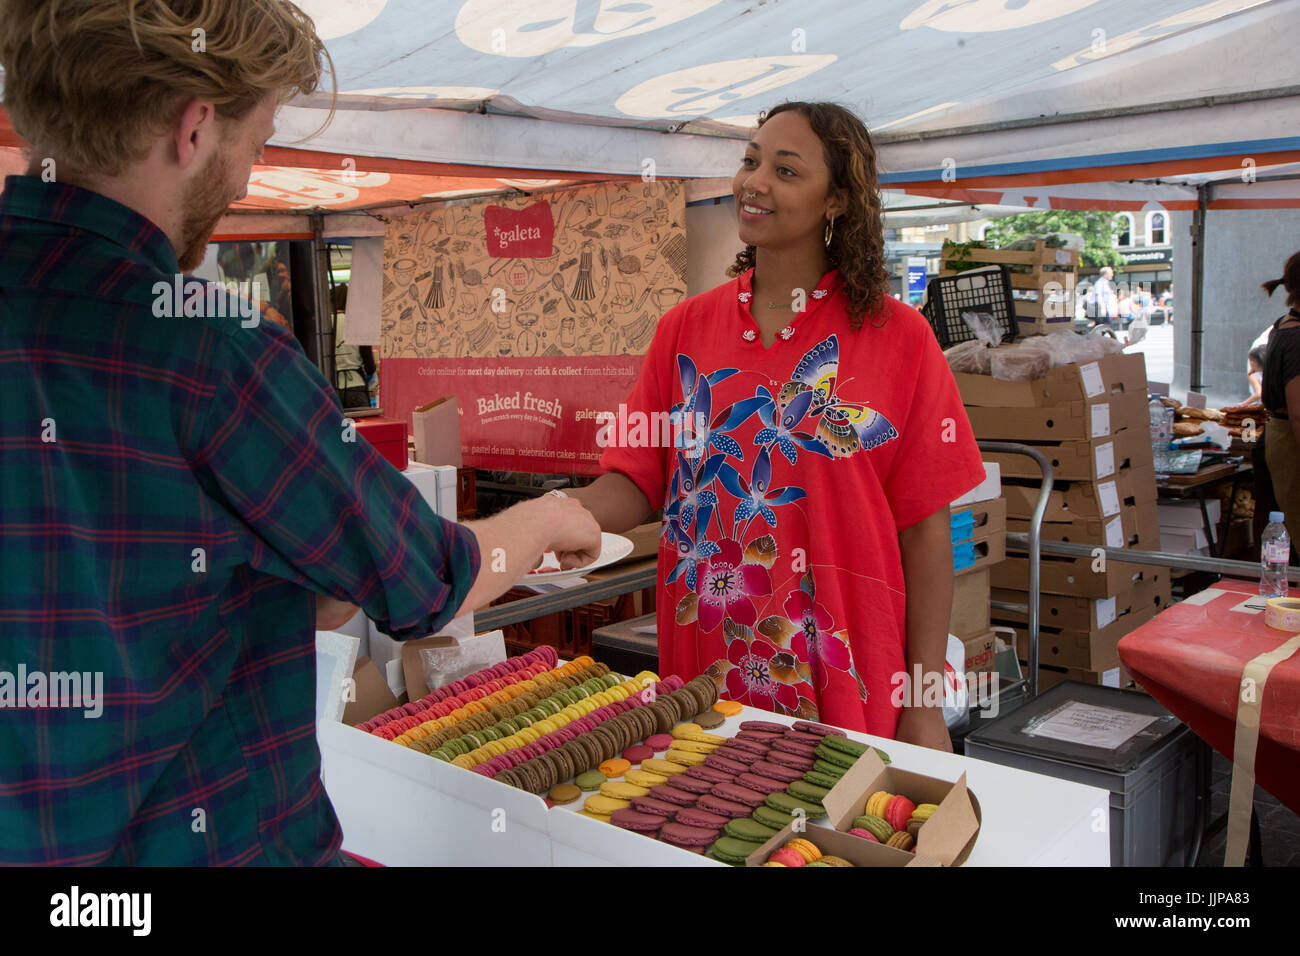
[727,101,891,330]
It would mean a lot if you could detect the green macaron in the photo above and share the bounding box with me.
[812,759,848,779]
[786,780,830,805]
[802,770,842,790]
[708,836,757,865]
[806,860,832,867]
[575,770,607,791]
[724,817,781,843]
[814,743,857,770]
[753,805,797,831]
[821,735,869,757]
[765,791,828,819]
[854,813,894,843]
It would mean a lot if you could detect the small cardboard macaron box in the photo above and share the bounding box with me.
[746,750,981,867]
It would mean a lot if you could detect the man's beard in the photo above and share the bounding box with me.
[176,150,239,273]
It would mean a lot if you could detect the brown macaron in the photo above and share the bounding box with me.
[693,709,725,729]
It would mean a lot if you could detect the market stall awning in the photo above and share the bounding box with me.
[3,0,1298,211]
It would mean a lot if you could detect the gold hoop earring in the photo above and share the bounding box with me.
[824,216,835,247]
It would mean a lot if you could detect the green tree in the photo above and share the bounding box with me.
[982,210,1126,271]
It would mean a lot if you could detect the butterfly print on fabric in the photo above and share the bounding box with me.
[776,334,898,458]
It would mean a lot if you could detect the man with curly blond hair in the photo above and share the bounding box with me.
[0,0,599,865]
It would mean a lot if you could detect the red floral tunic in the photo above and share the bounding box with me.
[600,269,984,737]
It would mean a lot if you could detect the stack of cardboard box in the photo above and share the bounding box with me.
[948,463,1004,677]
[955,352,1172,689]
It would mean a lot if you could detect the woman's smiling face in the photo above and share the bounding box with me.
[732,109,843,252]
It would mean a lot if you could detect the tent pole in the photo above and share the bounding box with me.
[1189,185,1209,392]
[310,212,336,390]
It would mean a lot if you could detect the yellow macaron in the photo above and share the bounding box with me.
[625,769,669,788]
[600,780,650,800]
[641,758,687,776]
[668,739,718,754]
[583,794,631,815]
[663,749,706,766]
[865,791,894,818]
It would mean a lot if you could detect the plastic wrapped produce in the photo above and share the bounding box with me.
[944,339,992,374]
[989,340,1054,381]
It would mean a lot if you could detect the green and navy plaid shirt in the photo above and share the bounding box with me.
[0,176,479,865]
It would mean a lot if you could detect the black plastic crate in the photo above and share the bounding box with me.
[922,266,1018,348]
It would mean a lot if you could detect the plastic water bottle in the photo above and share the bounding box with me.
[1260,512,1291,599]
[1148,397,1166,444]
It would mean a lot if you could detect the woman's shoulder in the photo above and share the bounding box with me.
[854,293,935,342]
[655,274,742,329]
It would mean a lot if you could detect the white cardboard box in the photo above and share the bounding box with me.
[318,720,554,866]
[1161,528,1212,555]
[317,702,1111,866]
[952,461,1002,507]
[1157,500,1220,533]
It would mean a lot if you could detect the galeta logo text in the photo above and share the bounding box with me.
[492,225,542,250]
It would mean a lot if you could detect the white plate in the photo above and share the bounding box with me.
[520,532,635,583]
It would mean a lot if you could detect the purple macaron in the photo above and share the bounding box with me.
[675,806,731,830]
[770,738,818,759]
[611,809,668,835]
[735,772,789,796]
[720,737,769,756]
[647,784,698,807]
[659,822,719,849]
[781,730,824,746]
[766,750,815,772]
[703,753,749,776]
[664,774,713,796]
[630,795,684,817]
[739,720,789,734]
[684,764,736,785]
[750,760,805,783]
[710,782,767,808]
[694,794,754,819]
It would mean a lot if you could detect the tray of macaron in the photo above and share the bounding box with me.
[550,712,908,865]
[744,748,982,867]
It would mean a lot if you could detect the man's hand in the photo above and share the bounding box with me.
[895,705,953,753]
[315,594,360,631]
[543,496,602,570]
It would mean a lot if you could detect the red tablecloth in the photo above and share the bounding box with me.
[1118,578,1300,813]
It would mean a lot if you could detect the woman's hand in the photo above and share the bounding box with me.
[895,705,953,753]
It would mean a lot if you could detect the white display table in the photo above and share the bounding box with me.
[319,703,1110,866]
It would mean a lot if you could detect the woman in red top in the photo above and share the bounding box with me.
[566,103,985,750]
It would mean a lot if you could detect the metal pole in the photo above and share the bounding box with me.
[1189,184,1208,392]
[1007,533,1300,583]
[978,442,1054,700]
[310,212,336,387]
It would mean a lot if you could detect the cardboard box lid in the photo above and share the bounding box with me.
[342,656,401,726]
[823,749,982,867]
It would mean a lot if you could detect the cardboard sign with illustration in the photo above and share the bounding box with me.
[379,180,688,473]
